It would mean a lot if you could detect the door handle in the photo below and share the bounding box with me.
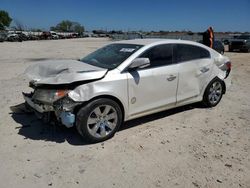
[200,67,209,73]
[167,75,176,81]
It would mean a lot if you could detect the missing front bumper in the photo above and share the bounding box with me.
[23,92,54,113]
[23,92,76,127]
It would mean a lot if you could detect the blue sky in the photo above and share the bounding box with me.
[0,0,249,32]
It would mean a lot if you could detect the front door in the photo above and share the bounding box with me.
[126,44,178,117]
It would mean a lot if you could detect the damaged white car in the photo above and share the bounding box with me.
[23,39,231,143]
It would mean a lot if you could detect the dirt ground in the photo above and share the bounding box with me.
[0,38,249,188]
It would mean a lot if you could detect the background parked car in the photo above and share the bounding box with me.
[50,31,59,39]
[39,31,52,40]
[27,34,40,40]
[6,33,22,42]
[198,40,225,54]
[17,32,29,41]
[229,35,250,52]
[0,32,7,42]
[213,41,225,54]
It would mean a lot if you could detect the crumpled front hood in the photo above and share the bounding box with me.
[25,59,108,85]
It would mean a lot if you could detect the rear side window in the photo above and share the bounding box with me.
[140,44,173,68]
[175,44,210,63]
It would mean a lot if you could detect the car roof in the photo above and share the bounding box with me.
[113,38,203,46]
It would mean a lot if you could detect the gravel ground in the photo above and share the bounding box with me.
[0,38,249,188]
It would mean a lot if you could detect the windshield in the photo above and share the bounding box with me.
[80,43,143,69]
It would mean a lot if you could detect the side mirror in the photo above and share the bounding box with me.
[128,58,150,70]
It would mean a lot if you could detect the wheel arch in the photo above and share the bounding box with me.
[221,78,226,94]
[201,76,226,107]
[214,76,226,94]
[203,76,226,98]
[74,94,126,122]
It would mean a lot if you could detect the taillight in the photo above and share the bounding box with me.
[226,61,232,70]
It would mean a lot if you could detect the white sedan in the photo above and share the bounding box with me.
[23,39,232,143]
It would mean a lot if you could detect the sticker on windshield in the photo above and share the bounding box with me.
[120,48,136,53]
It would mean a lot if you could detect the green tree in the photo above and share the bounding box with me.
[58,20,72,32]
[72,22,84,34]
[0,10,12,30]
[51,20,84,34]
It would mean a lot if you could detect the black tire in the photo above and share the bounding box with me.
[203,78,224,107]
[220,50,224,55]
[76,98,123,143]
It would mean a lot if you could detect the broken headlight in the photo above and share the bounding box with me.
[32,89,69,104]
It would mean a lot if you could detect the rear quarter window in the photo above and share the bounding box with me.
[175,44,210,63]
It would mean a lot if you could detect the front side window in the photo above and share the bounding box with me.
[140,44,173,68]
[81,44,143,69]
[175,44,210,63]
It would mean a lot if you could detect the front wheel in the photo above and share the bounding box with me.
[76,98,123,143]
[203,78,224,107]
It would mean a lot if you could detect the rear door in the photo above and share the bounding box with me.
[174,44,212,103]
[126,44,178,116]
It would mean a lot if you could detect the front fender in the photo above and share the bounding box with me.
[68,77,129,119]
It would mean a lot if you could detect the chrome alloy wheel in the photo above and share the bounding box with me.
[87,105,118,138]
[208,81,222,105]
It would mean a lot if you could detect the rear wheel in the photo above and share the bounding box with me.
[203,78,224,107]
[76,98,123,143]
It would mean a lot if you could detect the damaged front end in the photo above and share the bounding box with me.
[22,59,108,127]
[23,88,80,128]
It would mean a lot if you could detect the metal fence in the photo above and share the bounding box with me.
[111,33,232,42]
